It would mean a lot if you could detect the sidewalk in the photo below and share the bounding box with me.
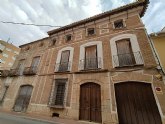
[0,109,90,124]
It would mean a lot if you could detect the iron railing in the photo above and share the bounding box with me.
[55,62,71,72]
[79,57,102,70]
[23,66,38,75]
[8,68,20,76]
[113,51,143,67]
[0,70,10,77]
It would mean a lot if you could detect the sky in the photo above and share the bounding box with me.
[0,0,164,47]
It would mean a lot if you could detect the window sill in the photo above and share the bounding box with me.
[115,64,143,68]
[48,105,65,109]
[113,27,126,30]
[75,69,108,74]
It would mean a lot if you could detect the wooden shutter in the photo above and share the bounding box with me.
[116,39,135,66]
[31,57,40,67]
[31,57,40,71]
[85,45,98,69]
[59,50,70,71]
[17,59,25,75]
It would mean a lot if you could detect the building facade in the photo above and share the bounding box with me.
[150,28,165,77]
[0,40,20,69]
[1,0,165,124]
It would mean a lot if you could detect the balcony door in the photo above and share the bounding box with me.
[116,39,135,66]
[85,45,98,69]
[59,50,70,72]
[31,57,40,71]
[17,59,25,75]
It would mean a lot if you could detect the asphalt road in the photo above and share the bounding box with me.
[0,112,55,124]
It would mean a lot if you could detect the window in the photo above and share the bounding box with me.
[31,57,40,70]
[58,50,70,72]
[87,28,95,36]
[65,34,72,42]
[49,79,67,107]
[39,42,44,47]
[14,51,19,54]
[50,38,56,46]
[114,20,124,29]
[116,39,135,67]
[6,48,11,52]
[3,53,8,58]
[8,62,13,66]
[55,47,74,72]
[85,45,98,69]
[17,59,25,75]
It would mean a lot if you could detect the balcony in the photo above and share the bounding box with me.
[9,69,19,76]
[23,66,38,75]
[113,51,143,67]
[79,57,102,70]
[55,62,71,72]
[0,70,10,77]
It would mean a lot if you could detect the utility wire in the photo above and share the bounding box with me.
[0,21,62,28]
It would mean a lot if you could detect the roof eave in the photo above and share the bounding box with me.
[47,0,149,36]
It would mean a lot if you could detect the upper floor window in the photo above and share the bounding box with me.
[51,39,56,46]
[31,57,40,69]
[39,42,44,47]
[58,50,70,72]
[85,45,98,69]
[114,20,124,29]
[65,34,72,42]
[116,39,135,67]
[87,28,95,36]
[79,41,103,70]
[17,59,25,75]
[55,47,74,72]
[110,34,144,68]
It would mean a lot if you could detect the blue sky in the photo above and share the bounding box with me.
[0,0,164,46]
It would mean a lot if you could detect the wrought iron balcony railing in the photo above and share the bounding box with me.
[9,68,20,76]
[55,62,71,72]
[23,66,38,75]
[79,57,102,70]
[0,70,10,77]
[113,51,143,67]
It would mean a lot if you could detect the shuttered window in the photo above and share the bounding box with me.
[49,79,67,107]
[85,45,98,69]
[116,39,135,66]
[31,57,40,67]
[59,50,70,71]
[17,59,25,75]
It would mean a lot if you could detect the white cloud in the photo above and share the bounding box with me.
[0,0,164,46]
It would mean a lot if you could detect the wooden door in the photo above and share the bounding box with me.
[115,82,162,124]
[14,85,33,112]
[116,39,135,66]
[79,83,102,123]
[17,59,25,75]
[85,45,98,69]
[59,50,70,71]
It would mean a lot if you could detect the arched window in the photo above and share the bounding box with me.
[79,41,103,70]
[55,47,74,72]
[110,34,144,67]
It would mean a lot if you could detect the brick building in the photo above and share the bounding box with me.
[1,0,165,124]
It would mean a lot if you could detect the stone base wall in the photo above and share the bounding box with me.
[1,68,165,124]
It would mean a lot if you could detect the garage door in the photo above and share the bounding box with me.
[115,82,162,124]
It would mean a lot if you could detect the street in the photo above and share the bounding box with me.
[0,112,55,124]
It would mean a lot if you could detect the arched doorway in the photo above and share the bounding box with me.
[13,85,33,112]
[115,82,162,124]
[79,83,102,123]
